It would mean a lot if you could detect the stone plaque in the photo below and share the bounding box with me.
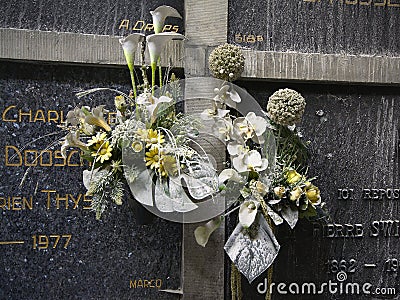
[0,61,182,299]
[0,0,184,35]
[228,0,400,55]
[225,80,400,299]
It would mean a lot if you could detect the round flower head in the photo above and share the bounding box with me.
[267,88,306,126]
[208,43,245,81]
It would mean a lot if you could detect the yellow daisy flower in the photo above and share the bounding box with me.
[91,140,113,163]
[87,132,108,147]
[145,147,162,170]
[145,129,165,148]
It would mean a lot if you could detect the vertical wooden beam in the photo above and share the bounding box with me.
[182,1,229,299]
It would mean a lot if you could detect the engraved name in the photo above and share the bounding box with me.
[304,0,400,8]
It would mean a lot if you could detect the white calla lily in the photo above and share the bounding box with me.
[239,199,260,228]
[150,5,182,33]
[150,5,182,34]
[146,95,173,120]
[146,32,185,91]
[119,33,145,97]
[119,33,145,71]
[147,32,185,64]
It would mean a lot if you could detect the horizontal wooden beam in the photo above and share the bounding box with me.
[0,28,184,68]
[242,50,400,85]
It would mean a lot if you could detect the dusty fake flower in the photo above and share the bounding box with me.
[273,186,286,198]
[218,168,244,183]
[212,118,233,141]
[150,5,182,34]
[60,132,87,159]
[254,181,268,196]
[305,185,321,205]
[290,186,303,202]
[114,95,127,113]
[131,141,143,152]
[145,129,165,148]
[286,169,302,185]
[208,43,245,81]
[267,88,306,126]
[85,106,111,132]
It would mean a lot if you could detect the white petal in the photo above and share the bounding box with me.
[246,112,267,137]
[227,89,241,103]
[146,33,184,63]
[150,5,182,34]
[194,216,223,247]
[245,150,262,167]
[218,168,240,183]
[155,95,173,105]
[227,142,244,156]
[233,155,248,173]
[239,200,259,228]
[200,109,215,120]
[217,109,230,118]
[255,158,269,172]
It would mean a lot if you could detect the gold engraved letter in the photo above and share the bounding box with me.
[2,105,17,122]
[5,145,22,166]
[388,0,400,6]
[119,19,130,30]
[374,0,387,6]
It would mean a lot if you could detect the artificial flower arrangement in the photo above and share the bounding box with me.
[26,4,328,299]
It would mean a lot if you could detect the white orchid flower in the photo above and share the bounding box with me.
[233,112,267,142]
[232,150,268,173]
[227,141,247,156]
[239,198,260,228]
[150,5,182,34]
[212,117,233,141]
[213,85,241,104]
[119,33,145,97]
[200,107,230,120]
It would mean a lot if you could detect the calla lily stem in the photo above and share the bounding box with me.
[130,70,137,98]
[158,58,163,88]
[151,61,157,95]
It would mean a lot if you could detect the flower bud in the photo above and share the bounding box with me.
[286,169,302,185]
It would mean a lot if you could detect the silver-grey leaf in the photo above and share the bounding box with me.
[224,215,280,283]
[129,170,153,206]
[281,205,299,229]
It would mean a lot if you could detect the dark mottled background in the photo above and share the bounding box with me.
[0,61,182,300]
[224,80,400,300]
[229,0,400,56]
[0,0,184,36]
